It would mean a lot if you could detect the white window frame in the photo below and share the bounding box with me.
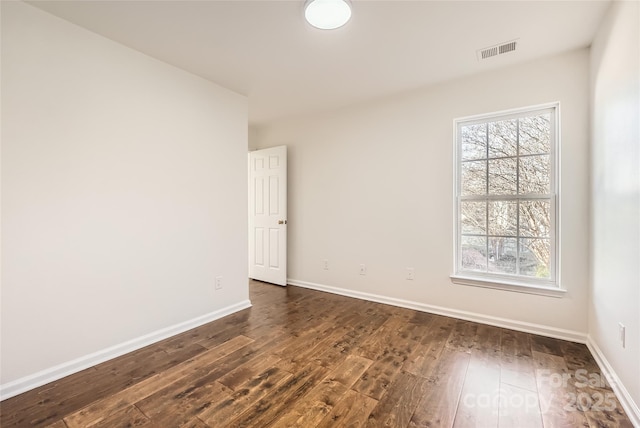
[451,103,565,297]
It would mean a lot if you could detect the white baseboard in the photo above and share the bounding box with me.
[586,337,640,427]
[288,279,586,343]
[0,300,252,401]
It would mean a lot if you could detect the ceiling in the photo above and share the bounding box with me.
[29,0,610,126]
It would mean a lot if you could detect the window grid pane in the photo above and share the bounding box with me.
[461,236,488,272]
[456,106,557,286]
[488,158,518,195]
[461,123,488,160]
[461,160,487,196]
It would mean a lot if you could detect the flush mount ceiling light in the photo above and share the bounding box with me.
[304,0,352,30]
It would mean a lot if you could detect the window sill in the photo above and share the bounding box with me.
[450,275,566,298]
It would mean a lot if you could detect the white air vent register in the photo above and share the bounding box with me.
[477,40,518,61]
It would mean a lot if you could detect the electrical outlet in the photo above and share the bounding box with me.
[215,276,223,290]
[407,267,415,280]
[359,264,366,275]
[619,322,626,348]
[323,259,329,270]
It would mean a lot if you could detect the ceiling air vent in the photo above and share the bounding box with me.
[477,40,518,61]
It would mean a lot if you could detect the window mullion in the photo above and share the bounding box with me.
[485,123,489,273]
[516,118,521,276]
[461,194,552,201]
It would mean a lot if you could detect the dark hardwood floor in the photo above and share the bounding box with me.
[0,280,634,427]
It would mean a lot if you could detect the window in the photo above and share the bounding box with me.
[452,104,561,294]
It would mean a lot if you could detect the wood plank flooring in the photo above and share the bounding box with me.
[0,280,634,427]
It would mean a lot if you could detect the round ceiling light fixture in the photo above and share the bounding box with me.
[304,0,352,30]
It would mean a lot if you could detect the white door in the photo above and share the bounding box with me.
[248,146,287,286]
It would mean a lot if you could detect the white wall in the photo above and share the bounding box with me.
[253,50,590,337]
[589,0,640,418]
[1,1,248,390]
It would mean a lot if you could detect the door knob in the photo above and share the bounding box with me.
[278,220,287,225]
